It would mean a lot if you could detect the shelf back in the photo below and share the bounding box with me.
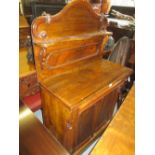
[32,0,112,82]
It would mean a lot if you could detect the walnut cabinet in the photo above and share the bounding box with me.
[32,0,132,153]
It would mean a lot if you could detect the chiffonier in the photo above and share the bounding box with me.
[31,0,132,154]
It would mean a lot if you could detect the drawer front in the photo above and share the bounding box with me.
[19,39,28,48]
[19,28,30,39]
[19,28,31,48]
[19,73,40,98]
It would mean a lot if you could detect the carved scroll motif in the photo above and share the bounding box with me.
[39,47,47,70]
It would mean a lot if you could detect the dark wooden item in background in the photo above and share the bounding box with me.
[19,16,31,48]
[108,5,135,42]
[107,25,134,42]
[19,104,69,155]
[19,16,40,110]
[32,0,132,154]
[21,0,66,16]
[31,2,65,19]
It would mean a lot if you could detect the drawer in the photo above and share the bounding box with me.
[19,73,40,98]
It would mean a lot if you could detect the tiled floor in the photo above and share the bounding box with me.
[34,109,99,155]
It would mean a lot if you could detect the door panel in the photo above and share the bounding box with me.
[95,90,118,130]
[76,89,118,147]
[76,105,95,146]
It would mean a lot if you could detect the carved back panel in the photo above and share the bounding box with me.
[32,0,111,82]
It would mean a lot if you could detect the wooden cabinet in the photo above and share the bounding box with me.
[32,0,132,153]
[19,16,31,48]
[40,75,125,153]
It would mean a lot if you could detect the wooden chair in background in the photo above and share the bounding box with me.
[108,36,130,66]
[108,36,134,107]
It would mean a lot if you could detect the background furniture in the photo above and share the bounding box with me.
[108,5,135,42]
[108,36,134,107]
[91,85,135,155]
[107,17,134,42]
[19,16,41,111]
[19,16,31,48]
[20,0,66,24]
[19,47,41,112]
[32,0,132,153]
[19,104,69,155]
[31,2,65,20]
[108,36,130,66]
[21,0,66,16]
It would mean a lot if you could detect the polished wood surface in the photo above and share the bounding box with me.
[19,104,69,155]
[19,16,29,28]
[32,0,132,153]
[91,85,135,155]
[32,0,111,82]
[42,57,132,109]
[19,48,35,78]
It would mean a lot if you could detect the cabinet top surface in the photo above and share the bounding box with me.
[91,85,135,155]
[19,48,36,78]
[42,57,132,109]
[19,16,29,29]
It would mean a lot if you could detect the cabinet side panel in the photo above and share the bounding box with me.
[41,87,73,150]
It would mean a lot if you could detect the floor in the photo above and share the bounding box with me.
[34,109,99,155]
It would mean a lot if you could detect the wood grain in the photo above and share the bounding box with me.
[42,57,132,109]
[19,104,69,155]
[91,85,135,155]
[31,0,111,82]
[19,48,35,78]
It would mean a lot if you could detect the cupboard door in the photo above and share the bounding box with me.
[95,90,118,130]
[76,105,95,146]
